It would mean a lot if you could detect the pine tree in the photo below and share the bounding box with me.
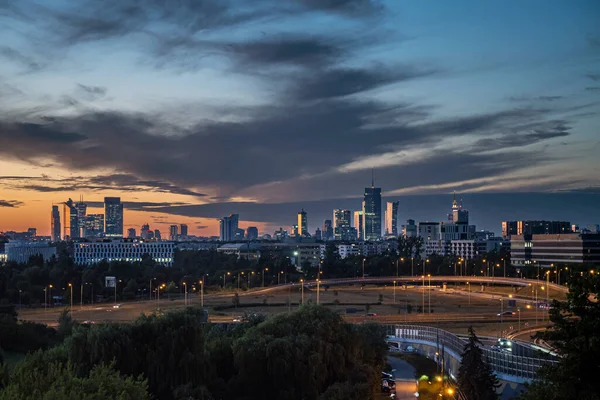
[457,326,500,400]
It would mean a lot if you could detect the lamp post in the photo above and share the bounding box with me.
[68,283,73,313]
[316,279,320,305]
[517,307,521,332]
[428,274,431,314]
[362,258,366,278]
[49,284,53,308]
[262,268,268,287]
[199,280,204,308]
[183,282,187,306]
[80,282,83,310]
[44,287,47,312]
[499,298,504,338]
[421,275,425,314]
[502,258,506,278]
[466,282,471,305]
[300,279,304,305]
[149,278,156,302]
[393,280,396,304]
[18,289,22,311]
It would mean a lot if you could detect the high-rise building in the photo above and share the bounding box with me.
[449,191,469,224]
[63,198,79,239]
[385,201,399,236]
[363,180,382,241]
[180,224,188,237]
[51,205,61,242]
[353,211,364,240]
[104,197,123,238]
[82,214,104,237]
[401,219,417,237]
[314,228,322,241]
[219,214,239,242]
[169,225,178,240]
[76,198,87,237]
[297,209,308,237]
[322,220,333,241]
[141,224,151,239]
[246,227,259,240]
[127,228,137,238]
[333,209,353,241]
[154,229,161,240]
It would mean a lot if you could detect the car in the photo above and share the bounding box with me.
[113,304,122,309]
[490,345,501,352]
[367,312,377,316]
[381,379,396,393]
[382,371,394,379]
[82,320,95,325]
[497,311,515,316]
[232,316,242,322]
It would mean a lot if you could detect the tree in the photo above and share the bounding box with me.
[519,273,600,400]
[232,292,240,308]
[57,308,77,338]
[457,326,499,399]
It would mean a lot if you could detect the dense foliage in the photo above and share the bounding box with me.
[456,327,499,400]
[0,305,387,400]
[519,272,600,400]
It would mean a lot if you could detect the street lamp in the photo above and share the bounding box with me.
[183,282,187,306]
[149,278,156,302]
[411,257,414,276]
[300,279,304,305]
[393,280,396,304]
[517,307,521,331]
[362,258,366,279]
[316,279,320,305]
[421,275,425,314]
[68,283,73,313]
[262,267,268,287]
[80,282,84,310]
[427,274,431,314]
[199,280,204,308]
[49,284,53,308]
[466,282,471,305]
[157,283,166,310]
[18,289,22,311]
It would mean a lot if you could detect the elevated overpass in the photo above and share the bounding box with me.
[385,324,559,398]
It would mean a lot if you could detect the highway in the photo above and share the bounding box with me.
[386,356,417,399]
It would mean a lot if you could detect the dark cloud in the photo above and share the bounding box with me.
[291,65,436,100]
[0,46,44,71]
[586,73,600,81]
[470,120,571,151]
[509,95,563,102]
[76,83,107,100]
[196,225,208,230]
[586,86,600,92]
[0,199,23,208]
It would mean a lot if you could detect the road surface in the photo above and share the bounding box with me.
[387,356,417,399]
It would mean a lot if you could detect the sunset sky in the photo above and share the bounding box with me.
[1,0,599,236]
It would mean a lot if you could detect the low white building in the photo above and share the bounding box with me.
[337,243,361,259]
[4,241,57,263]
[217,243,260,260]
[73,240,175,266]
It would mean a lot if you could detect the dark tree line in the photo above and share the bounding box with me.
[0,305,388,400]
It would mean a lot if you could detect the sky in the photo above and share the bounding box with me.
[1,0,599,236]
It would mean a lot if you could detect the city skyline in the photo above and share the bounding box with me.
[1,0,600,236]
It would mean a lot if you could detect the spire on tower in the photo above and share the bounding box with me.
[452,190,458,209]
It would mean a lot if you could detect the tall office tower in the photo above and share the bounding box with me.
[83,214,104,237]
[246,226,259,240]
[180,224,188,237]
[385,201,399,236]
[127,228,137,238]
[63,198,79,239]
[322,220,333,241]
[401,219,417,237]
[333,209,352,240]
[450,191,469,224]
[219,214,239,242]
[353,210,364,240]
[297,209,308,237]
[51,205,61,242]
[104,197,123,238]
[75,197,87,237]
[141,224,150,239]
[363,178,382,241]
[169,225,178,240]
[154,229,161,240]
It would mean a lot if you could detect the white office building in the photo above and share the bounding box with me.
[73,240,175,266]
[3,241,56,263]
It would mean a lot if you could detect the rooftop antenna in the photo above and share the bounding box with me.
[452,190,458,209]
[371,168,374,188]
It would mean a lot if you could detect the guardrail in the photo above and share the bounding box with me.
[385,324,558,382]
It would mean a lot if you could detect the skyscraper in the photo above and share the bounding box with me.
[104,197,123,238]
[322,220,333,241]
[450,191,469,224]
[154,229,161,240]
[353,210,364,240]
[363,179,382,241]
[51,205,61,242]
[169,225,178,240]
[219,214,239,242]
[141,224,150,239]
[64,198,79,239]
[180,224,188,237]
[297,209,308,237]
[75,197,87,237]
[333,209,352,241]
[385,201,399,236]
[83,214,104,237]
[127,228,137,238]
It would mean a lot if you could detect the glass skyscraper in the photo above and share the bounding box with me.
[104,197,124,237]
[363,184,382,241]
